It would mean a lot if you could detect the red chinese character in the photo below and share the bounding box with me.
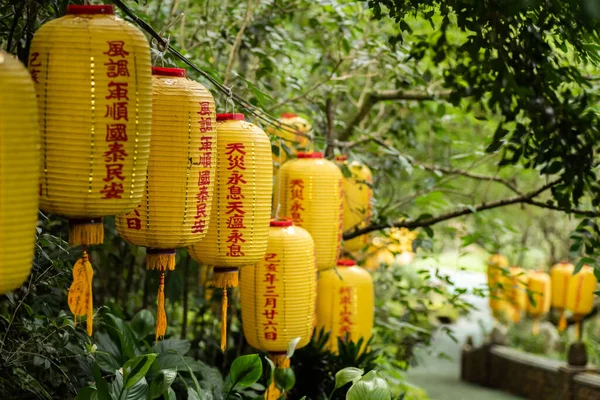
[105,102,129,121]
[265,253,279,262]
[264,331,277,341]
[340,287,352,295]
[291,202,305,213]
[227,155,245,170]
[126,218,141,230]
[104,41,129,58]
[199,136,212,151]
[104,59,130,77]
[264,273,278,285]
[264,298,277,308]
[225,143,246,155]
[227,171,246,185]
[29,52,41,67]
[339,324,352,335]
[226,215,246,229]
[291,179,304,189]
[262,309,278,319]
[266,263,278,272]
[100,182,124,198]
[340,315,353,326]
[104,142,128,162]
[227,243,245,257]
[30,69,40,84]
[195,203,207,218]
[291,187,303,200]
[291,212,303,224]
[106,82,129,101]
[106,124,128,141]
[198,170,210,186]
[227,230,246,244]
[198,152,212,169]
[192,219,206,234]
[226,201,245,215]
[227,185,245,200]
[196,186,209,202]
[197,102,211,116]
[103,164,125,181]
[340,296,352,305]
[199,117,212,133]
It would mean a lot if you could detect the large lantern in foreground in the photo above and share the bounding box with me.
[276,152,343,270]
[30,4,152,334]
[189,113,272,350]
[0,52,40,294]
[336,156,373,253]
[316,259,374,352]
[526,270,551,335]
[269,113,312,173]
[566,265,597,340]
[116,67,217,340]
[550,261,574,332]
[240,219,316,385]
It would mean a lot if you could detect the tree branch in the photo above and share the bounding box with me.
[524,199,600,217]
[324,98,336,158]
[223,0,255,86]
[343,180,560,240]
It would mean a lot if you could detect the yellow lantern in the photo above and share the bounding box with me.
[336,155,373,253]
[487,254,509,292]
[489,296,515,324]
[316,259,374,352]
[526,270,551,335]
[116,67,216,340]
[566,265,597,340]
[240,219,316,369]
[0,52,40,294]
[270,113,312,173]
[505,266,528,323]
[275,152,343,270]
[188,113,272,350]
[550,261,574,332]
[30,4,152,335]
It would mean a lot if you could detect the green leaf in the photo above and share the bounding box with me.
[229,354,263,388]
[96,351,120,373]
[274,368,295,392]
[152,339,191,356]
[75,386,98,400]
[148,369,177,399]
[186,387,205,400]
[286,337,301,358]
[334,367,364,390]
[346,370,391,400]
[123,353,158,389]
[104,313,138,360]
[130,310,155,340]
[124,377,149,400]
[340,163,352,178]
[265,357,276,386]
[165,388,176,400]
[92,363,111,400]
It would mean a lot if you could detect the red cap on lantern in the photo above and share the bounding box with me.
[281,112,298,118]
[217,113,245,121]
[67,5,115,14]
[270,218,293,227]
[335,155,348,161]
[152,67,186,78]
[337,259,356,267]
[297,152,323,159]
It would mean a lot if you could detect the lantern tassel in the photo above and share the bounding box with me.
[558,310,567,332]
[68,218,104,246]
[213,268,239,352]
[532,318,540,336]
[68,250,94,336]
[156,271,167,341]
[221,288,228,352]
[265,353,290,400]
[146,248,176,271]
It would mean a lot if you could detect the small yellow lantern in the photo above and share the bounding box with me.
[30,4,153,335]
[526,270,551,335]
[275,152,343,270]
[269,113,312,173]
[566,265,597,340]
[550,261,574,332]
[316,259,374,352]
[336,155,373,253]
[188,113,273,350]
[116,67,217,340]
[240,219,316,363]
[505,266,528,323]
[0,51,40,294]
[487,254,509,293]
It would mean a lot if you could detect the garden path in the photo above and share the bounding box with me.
[406,268,521,400]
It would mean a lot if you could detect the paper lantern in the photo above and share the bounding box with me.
[188,113,272,350]
[269,113,312,173]
[275,152,343,270]
[486,254,509,292]
[240,219,316,355]
[116,67,216,340]
[336,156,373,252]
[505,266,528,323]
[0,52,40,294]
[566,265,597,340]
[550,261,574,332]
[29,4,153,335]
[316,259,374,352]
[526,270,551,335]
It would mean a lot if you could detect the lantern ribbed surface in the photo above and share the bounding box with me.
[316,259,374,352]
[486,254,509,292]
[0,52,40,294]
[550,261,574,331]
[188,115,273,267]
[566,265,596,317]
[30,5,152,243]
[240,220,316,352]
[527,271,551,317]
[275,152,343,270]
[337,158,372,252]
[269,113,312,172]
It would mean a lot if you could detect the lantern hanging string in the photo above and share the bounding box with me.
[111,0,321,144]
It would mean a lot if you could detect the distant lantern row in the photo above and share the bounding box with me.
[486,255,597,339]
[0,4,375,357]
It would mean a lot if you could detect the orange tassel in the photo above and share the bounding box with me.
[532,318,540,336]
[213,268,239,352]
[68,250,94,336]
[558,310,567,332]
[156,272,167,341]
[221,288,228,351]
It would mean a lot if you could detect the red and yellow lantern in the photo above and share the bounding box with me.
[30,4,152,334]
[526,270,551,335]
[275,152,343,270]
[566,265,597,340]
[116,67,216,340]
[550,261,574,332]
[316,259,374,352]
[0,51,40,294]
[188,113,272,350]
